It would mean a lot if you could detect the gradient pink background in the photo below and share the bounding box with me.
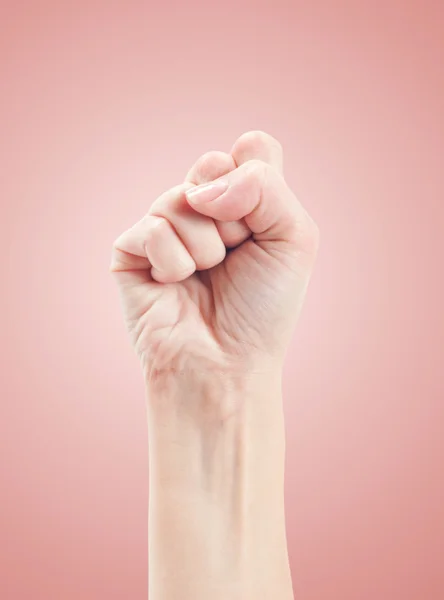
[1,1,443,598]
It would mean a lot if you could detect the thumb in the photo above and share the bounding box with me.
[184,159,319,255]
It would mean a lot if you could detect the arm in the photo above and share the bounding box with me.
[111,130,319,600]
[146,370,294,600]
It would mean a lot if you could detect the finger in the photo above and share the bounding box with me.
[185,150,236,184]
[185,160,319,255]
[111,214,196,283]
[228,131,287,247]
[231,130,284,174]
[185,150,251,248]
[110,182,228,282]
[110,221,153,279]
[150,183,227,270]
[145,216,196,283]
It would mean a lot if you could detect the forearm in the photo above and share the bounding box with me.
[146,370,294,600]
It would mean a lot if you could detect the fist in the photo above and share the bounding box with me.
[110,131,319,378]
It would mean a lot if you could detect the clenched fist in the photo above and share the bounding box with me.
[110,131,319,379]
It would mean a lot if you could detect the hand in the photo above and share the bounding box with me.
[110,131,319,379]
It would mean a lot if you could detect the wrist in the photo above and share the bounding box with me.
[146,364,283,418]
[145,368,286,489]
[146,368,293,599]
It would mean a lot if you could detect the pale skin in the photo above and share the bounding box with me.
[110,131,319,599]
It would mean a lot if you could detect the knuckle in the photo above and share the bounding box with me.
[190,151,231,183]
[145,215,168,240]
[244,158,269,177]
[111,234,123,251]
[196,150,224,169]
[150,184,187,215]
[234,130,282,153]
[110,230,134,272]
[213,242,228,265]
[111,229,130,254]
[244,158,273,190]
[195,240,226,270]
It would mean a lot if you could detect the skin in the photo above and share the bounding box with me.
[110,131,319,600]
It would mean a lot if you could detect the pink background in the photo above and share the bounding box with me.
[1,1,443,598]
